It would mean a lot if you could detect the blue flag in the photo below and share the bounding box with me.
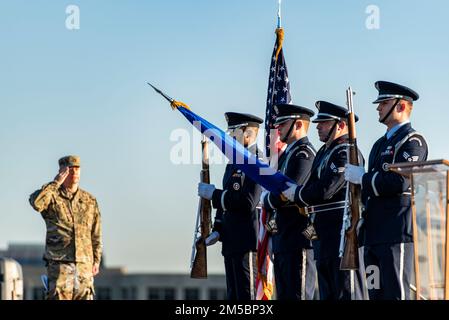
[176,105,293,196]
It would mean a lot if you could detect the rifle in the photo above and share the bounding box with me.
[190,137,212,278]
[146,83,212,278]
[340,87,361,270]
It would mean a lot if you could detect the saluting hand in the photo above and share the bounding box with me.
[54,166,70,185]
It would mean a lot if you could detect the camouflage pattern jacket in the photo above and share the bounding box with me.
[29,182,102,266]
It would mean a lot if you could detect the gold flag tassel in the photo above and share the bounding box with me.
[170,100,191,111]
[275,27,284,61]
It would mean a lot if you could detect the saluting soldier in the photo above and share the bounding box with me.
[262,104,317,300]
[198,112,263,300]
[282,102,365,300]
[29,156,102,300]
[345,81,428,300]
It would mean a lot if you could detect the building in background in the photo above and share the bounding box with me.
[0,243,226,300]
[0,257,23,300]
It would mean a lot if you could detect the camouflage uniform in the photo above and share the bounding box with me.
[30,177,102,300]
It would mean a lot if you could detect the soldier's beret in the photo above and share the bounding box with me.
[58,155,81,168]
[373,81,419,104]
[273,103,315,127]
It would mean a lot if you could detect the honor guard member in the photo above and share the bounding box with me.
[262,104,317,300]
[345,81,428,300]
[197,112,263,300]
[29,156,102,300]
[282,101,365,300]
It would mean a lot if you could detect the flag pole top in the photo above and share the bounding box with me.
[147,82,191,110]
[277,0,282,28]
[147,82,174,103]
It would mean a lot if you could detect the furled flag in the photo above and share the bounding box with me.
[264,29,292,159]
[258,2,293,300]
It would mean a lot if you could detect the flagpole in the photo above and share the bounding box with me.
[268,0,285,159]
[256,0,286,301]
[277,0,282,28]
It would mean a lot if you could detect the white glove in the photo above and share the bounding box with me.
[198,182,216,200]
[344,164,365,185]
[282,181,298,202]
[205,231,220,246]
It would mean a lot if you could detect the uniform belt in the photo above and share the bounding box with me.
[371,192,411,198]
[304,200,348,215]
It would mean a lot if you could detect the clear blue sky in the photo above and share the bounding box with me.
[1,0,448,273]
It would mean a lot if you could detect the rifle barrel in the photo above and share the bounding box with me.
[340,87,361,271]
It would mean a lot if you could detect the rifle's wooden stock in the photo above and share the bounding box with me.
[191,238,207,279]
[340,107,362,270]
[190,140,212,279]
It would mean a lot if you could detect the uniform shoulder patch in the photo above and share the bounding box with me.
[402,151,419,162]
[330,162,338,173]
[295,150,309,158]
[408,136,423,146]
[330,162,345,173]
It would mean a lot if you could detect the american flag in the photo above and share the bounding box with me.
[264,27,292,159]
[256,27,292,301]
[256,206,275,300]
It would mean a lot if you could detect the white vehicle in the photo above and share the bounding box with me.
[0,258,23,300]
